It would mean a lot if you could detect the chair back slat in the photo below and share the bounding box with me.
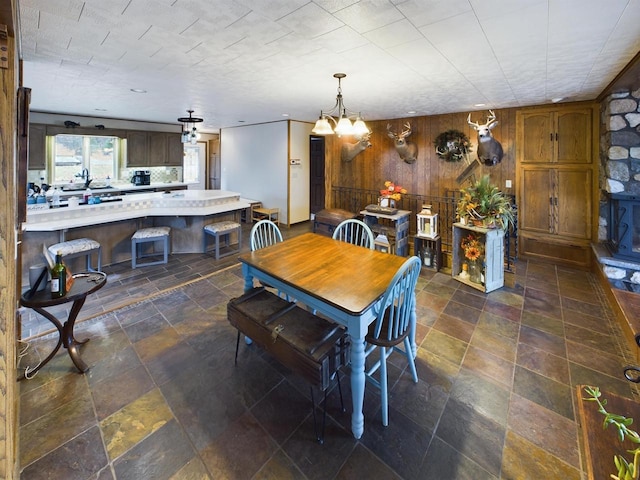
[250,220,283,251]
[372,256,422,342]
[332,219,375,250]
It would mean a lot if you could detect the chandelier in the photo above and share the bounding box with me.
[312,73,369,136]
[177,110,203,144]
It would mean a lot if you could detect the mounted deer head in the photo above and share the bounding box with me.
[387,122,418,164]
[341,132,372,162]
[467,110,504,166]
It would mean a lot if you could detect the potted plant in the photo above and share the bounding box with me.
[456,174,515,231]
[583,385,640,480]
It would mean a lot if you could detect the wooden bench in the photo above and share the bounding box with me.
[227,287,350,442]
[227,287,349,391]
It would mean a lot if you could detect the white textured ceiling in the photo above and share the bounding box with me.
[18,0,640,132]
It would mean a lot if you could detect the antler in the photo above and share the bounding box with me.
[401,122,412,138]
[386,123,396,138]
[486,110,496,124]
[467,113,480,128]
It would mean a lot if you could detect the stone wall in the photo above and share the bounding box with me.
[603,89,640,195]
[599,88,640,291]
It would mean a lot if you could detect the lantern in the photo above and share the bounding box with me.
[417,205,438,239]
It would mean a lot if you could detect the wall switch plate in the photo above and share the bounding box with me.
[506,179,512,188]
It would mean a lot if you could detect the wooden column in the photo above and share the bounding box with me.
[0,4,20,477]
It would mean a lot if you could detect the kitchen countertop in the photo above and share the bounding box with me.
[24,190,250,231]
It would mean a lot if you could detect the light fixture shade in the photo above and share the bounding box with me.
[352,117,369,136]
[313,73,366,136]
[312,118,334,135]
[334,116,353,136]
[178,110,204,143]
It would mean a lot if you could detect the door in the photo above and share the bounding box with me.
[556,168,591,238]
[555,109,592,164]
[520,167,553,233]
[309,135,325,214]
[184,142,206,189]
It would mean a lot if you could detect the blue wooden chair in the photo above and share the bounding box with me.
[332,219,375,249]
[364,255,422,426]
[250,219,283,251]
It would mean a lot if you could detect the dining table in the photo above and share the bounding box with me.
[237,232,416,439]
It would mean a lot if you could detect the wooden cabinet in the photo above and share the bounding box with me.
[126,131,149,167]
[516,104,597,268]
[452,223,504,293]
[520,167,592,238]
[126,132,183,167]
[28,124,47,170]
[517,107,592,164]
[166,134,184,166]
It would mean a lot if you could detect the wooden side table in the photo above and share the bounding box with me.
[414,235,442,271]
[360,209,410,256]
[451,223,504,293]
[252,207,279,225]
[19,271,107,379]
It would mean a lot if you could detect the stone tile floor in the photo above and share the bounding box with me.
[16,222,640,479]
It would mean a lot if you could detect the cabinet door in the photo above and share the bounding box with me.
[148,132,168,165]
[518,112,553,163]
[28,124,47,170]
[556,168,591,239]
[555,109,592,164]
[165,133,184,166]
[519,167,553,233]
[518,107,592,164]
[126,131,149,167]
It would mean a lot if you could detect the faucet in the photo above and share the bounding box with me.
[75,168,91,187]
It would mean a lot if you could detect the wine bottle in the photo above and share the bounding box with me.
[50,251,67,298]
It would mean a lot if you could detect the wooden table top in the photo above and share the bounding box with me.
[21,272,107,308]
[238,233,408,316]
[576,385,640,480]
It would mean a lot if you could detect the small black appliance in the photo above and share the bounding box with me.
[132,170,151,186]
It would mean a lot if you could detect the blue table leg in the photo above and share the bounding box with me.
[241,264,254,345]
[350,334,366,439]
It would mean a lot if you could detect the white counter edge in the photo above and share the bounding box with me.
[24,191,251,232]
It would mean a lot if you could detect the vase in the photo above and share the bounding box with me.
[468,260,482,284]
[379,197,396,208]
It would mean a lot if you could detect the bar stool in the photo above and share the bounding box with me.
[48,238,102,272]
[131,226,171,268]
[203,221,242,260]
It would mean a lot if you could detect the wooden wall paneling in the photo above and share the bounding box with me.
[327,106,521,212]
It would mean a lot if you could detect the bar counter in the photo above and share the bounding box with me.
[21,190,249,285]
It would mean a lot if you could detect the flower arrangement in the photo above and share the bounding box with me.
[380,181,407,201]
[456,174,515,230]
[460,233,484,261]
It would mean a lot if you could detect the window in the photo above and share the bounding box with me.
[51,134,120,184]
